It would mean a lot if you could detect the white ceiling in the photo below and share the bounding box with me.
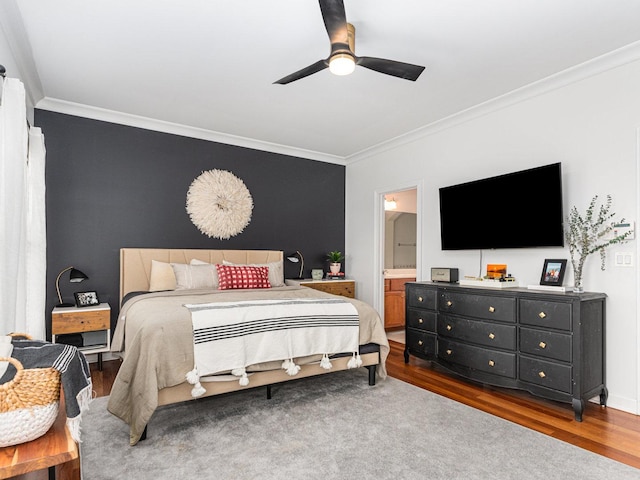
[5,0,640,164]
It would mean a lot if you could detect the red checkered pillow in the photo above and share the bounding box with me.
[216,264,271,290]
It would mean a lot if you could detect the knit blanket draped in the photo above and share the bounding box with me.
[183,298,360,396]
[1,338,93,442]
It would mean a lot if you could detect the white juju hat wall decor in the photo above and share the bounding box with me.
[186,169,253,240]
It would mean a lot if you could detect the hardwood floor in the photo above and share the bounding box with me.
[16,341,640,479]
[386,340,640,470]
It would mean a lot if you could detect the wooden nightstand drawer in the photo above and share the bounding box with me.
[287,279,355,298]
[312,281,354,298]
[52,308,109,334]
[52,303,110,369]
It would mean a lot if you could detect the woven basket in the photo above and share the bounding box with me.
[0,356,61,447]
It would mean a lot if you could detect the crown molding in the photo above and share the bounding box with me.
[33,39,640,167]
[346,40,640,165]
[35,97,346,166]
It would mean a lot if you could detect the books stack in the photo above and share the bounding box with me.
[327,272,345,280]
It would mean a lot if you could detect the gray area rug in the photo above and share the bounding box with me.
[81,369,639,479]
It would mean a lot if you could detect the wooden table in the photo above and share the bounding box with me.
[0,397,80,480]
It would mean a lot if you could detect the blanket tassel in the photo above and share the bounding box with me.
[186,366,206,398]
[282,358,301,376]
[232,367,250,386]
[347,352,362,369]
[320,353,332,370]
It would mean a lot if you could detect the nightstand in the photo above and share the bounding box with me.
[285,279,355,298]
[52,303,111,370]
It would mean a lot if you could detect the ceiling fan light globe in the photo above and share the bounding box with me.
[329,54,355,76]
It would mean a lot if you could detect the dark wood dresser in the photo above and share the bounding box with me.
[404,281,607,421]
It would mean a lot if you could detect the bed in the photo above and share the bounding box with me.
[108,248,389,445]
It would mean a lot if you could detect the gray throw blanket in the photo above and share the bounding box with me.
[0,337,93,442]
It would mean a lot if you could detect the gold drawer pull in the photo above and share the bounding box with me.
[418,318,423,324]
[539,341,547,349]
[418,340,423,346]
[446,300,452,307]
[538,312,546,319]
[538,371,546,378]
[488,333,495,340]
[446,349,452,355]
[446,324,452,331]
[488,360,495,367]
[418,296,423,302]
[489,306,495,313]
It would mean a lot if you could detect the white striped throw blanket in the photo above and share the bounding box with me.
[183,298,360,396]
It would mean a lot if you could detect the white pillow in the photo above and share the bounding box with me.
[171,263,219,290]
[222,260,284,287]
[149,260,177,291]
[190,259,209,265]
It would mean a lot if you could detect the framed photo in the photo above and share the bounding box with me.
[74,291,100,308]
[539,259,567,286]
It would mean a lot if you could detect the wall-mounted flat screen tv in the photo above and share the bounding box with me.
[439,162,564,250]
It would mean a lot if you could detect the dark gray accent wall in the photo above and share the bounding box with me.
[37,110,346,337]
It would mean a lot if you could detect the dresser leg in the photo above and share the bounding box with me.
[403,348,409,363]
[572,398,585,422]
[600,386,608,406]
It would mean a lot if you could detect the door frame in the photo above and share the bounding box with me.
[373,181,423,320]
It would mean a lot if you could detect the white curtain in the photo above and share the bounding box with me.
[0,76,47,340]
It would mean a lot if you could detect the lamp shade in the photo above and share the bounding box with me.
[69,268,88,282]
[56,266,88,307]
[286,251,305,279]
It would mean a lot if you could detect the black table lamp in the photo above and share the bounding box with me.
[286,251,305,279]
[55,266,88,307]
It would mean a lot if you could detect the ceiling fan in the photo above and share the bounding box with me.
[274,0,425,85]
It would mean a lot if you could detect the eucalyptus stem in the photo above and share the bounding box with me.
[565,195,633,290]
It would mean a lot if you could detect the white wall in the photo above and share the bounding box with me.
[346,59,640,414]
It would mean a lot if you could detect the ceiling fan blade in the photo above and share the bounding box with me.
[356,56,425,81]
[319,0,349,49]
[273,59,328,85]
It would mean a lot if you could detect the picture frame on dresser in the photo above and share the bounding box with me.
[539,259,567,286]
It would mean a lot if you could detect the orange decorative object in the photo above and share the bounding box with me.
[487,264,507,279]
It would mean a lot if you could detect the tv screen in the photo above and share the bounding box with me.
[439,163,564,250]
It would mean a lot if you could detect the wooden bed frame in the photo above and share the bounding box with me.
[119,248,381,413]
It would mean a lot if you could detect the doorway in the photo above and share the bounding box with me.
[377,186,420,344]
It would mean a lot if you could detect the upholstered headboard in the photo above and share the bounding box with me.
[119,248,284,301]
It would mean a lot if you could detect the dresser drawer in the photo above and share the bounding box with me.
[407,286,437,310]
[438,314,516,350]
[519,355,572,394]
[438,339,516,379]
[520,299,572,331]
[406,329,436,357]
[406,309,436,332]
[520,327,572,362]
[439,292,516,323]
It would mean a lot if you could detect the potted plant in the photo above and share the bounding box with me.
[327,251,345,274]
[565,194,633,292]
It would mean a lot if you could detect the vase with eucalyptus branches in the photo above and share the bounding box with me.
[565,194,633,293]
